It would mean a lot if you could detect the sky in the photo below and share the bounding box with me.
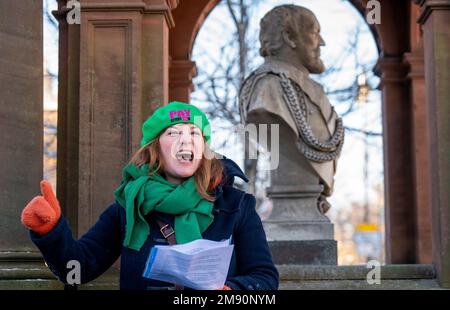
[43,0,59,110]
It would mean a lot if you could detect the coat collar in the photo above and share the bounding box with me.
[220,155,249,185]
[210,155,248,200]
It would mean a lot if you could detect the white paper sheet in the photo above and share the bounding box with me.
[142,237,234,290]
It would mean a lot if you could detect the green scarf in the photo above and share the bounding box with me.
[114,164,214,251]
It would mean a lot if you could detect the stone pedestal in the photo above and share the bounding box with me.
[264,185,334,241]
[260,119,337,265]
[264,184,337,265]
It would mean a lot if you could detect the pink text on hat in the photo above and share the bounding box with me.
[169,109,191,122]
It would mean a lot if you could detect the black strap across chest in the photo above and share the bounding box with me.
[155,218,183,290]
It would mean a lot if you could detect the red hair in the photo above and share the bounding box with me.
[128,133,224,202]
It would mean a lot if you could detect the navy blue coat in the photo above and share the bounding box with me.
[30,158,279,290]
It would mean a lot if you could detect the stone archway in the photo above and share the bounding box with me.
[168,0,431,265]
[168,0,220,101]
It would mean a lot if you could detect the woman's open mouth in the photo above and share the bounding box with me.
[176,150,193,162]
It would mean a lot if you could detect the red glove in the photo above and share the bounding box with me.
[21,180,61,235]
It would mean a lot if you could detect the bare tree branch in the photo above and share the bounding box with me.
[345,126,382,136]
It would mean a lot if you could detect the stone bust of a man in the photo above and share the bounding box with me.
[239,5,344,214]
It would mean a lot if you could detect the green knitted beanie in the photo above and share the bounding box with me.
[140,101,211,147]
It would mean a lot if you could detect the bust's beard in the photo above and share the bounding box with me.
[307,59,326,74]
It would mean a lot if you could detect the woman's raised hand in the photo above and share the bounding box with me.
[21,180,61,235]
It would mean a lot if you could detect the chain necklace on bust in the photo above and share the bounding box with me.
[279,72,344,163]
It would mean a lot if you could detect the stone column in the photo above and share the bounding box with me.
[0,0,62,288]
[168,0,218,102]
[0,1,43,249]
[54,0,81,232]
[376,56,416,264]
[352,0,419,264]
[404,4,432,264]
[53,0,177,287]
[169,59,197,102]
[0,0,43,254]
[415,0,450,288]
[55,0,177,237]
